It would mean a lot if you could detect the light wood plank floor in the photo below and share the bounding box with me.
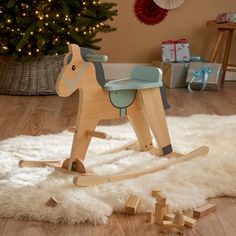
[0,82,236,236]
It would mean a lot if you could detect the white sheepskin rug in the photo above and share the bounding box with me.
[0,114,236,225]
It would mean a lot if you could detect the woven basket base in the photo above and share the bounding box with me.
[0,55,64,95]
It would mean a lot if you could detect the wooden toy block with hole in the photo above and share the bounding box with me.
[193,203,216,218]
[18,44,209,187]
[45,197,58,208]
[165,213,196,228]
[125,194,141,215]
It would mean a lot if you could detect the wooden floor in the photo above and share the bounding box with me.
[0,82,236,236]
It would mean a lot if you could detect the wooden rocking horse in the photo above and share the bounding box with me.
[19,44,209,187]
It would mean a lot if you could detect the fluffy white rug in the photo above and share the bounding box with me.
[0,115,236,225]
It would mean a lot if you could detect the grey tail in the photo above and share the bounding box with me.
[160,85,171,110]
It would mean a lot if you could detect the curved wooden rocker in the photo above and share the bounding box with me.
[19,44,209,187]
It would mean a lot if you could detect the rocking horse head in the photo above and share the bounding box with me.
[56,44,108,97]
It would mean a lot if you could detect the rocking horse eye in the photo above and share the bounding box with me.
[72,65,76,71]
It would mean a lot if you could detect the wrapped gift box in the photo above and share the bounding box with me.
[162,39,190,63]
[216,12,236,23]
[152,61,189,88]
[186,62,222,92]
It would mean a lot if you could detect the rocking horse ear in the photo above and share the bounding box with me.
[69,44,80,54]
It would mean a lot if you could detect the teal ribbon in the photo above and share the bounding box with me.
[187,64,212,93]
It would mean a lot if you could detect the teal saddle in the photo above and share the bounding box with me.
[104,66,165,116]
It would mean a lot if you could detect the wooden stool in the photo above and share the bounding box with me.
[207,21,236,83]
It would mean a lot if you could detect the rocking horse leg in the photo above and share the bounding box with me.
[140,88,172,156]
[128,110,153,151]
[67,116,98,173]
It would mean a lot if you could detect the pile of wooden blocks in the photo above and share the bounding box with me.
[124,191,217,235]
[149,189,197,234]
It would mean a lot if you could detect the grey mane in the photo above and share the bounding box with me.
[80,47,106,87]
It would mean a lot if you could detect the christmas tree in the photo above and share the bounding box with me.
[0,0,117,61]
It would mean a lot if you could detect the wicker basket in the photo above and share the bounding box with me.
[0,54,64,95]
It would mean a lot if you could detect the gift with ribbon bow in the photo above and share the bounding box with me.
[186,62,222,92]
[216,12,236,23]
[162,39,190,62]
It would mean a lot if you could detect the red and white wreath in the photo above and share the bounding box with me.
[134,0,168,25]
[134,0,186,25]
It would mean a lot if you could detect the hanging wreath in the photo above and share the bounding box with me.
[134,0,168,25]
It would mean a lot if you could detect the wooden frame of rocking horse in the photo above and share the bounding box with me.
[19,44,209,187]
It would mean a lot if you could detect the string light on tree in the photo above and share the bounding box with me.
[0,0,117,61]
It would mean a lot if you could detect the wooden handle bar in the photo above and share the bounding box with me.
[85,54,108,63]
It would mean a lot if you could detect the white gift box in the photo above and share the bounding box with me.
[216,12,236,23]
[162,39,190,63]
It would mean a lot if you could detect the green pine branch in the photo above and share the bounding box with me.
[0,0,117,61]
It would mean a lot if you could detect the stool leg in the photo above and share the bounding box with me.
[222,30,234,83]
[209,30,224,63]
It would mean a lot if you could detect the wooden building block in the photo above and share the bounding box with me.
[45,197,58,208]
[165,213,174,221]
[193,203,216,218]
[151,189,161,198]
[163,221,185,229]
[155,192,166,206]
[155,203,168,225]
[125,194,141,215]
[162,221,184,235]
[165,213,196,228]
[182,215,196,228]
[146,210,154,223]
